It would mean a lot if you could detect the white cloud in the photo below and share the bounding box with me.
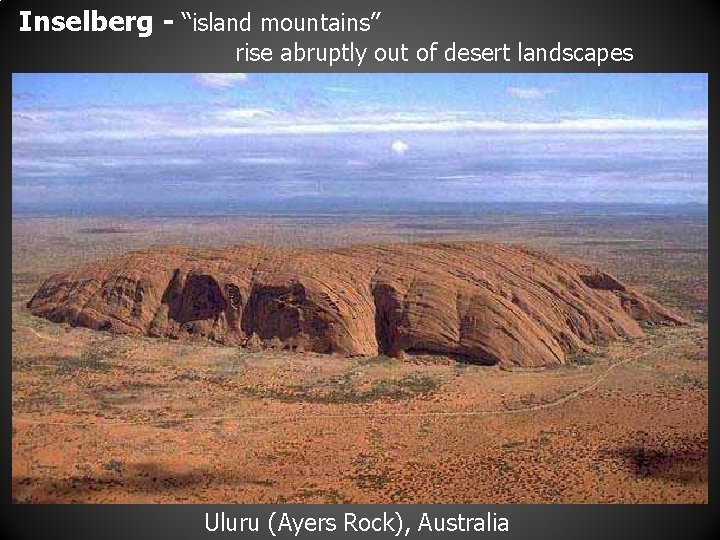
[390,139,409,155]
[194,73,248,89]
[507,86,556,100]
[10,103,708,147]
[215,108,274,121]
[11,101,708,207]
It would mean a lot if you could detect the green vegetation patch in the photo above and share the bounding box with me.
[240,372,440,404]
[55,352,111,375]
[567,352,596,366]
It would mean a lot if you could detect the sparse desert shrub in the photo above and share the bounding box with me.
[212,350,247,378]
[588,336,610,346]
[640,321,658,335]
[103,459,125,473]
[294,487,350,503]
[239,372,440,404]
[357,355,393,366]
[453,361,470,377]
[568,353,595,366]
[502,440,524,449]
[245,333,263,351]
[174,370,202,382]
[367,373,439,400]
[674,372,707,389]
[55,352,110,375]
[498,460,514,472]
[353,468,391,490]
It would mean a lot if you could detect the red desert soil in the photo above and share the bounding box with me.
[13,235,706,503]
[26,242,684,368]
[11,320,707,503]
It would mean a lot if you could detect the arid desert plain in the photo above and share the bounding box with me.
[11,206,707,503]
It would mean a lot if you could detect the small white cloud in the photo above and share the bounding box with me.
[194,73,248,89]
[390,139,409,155]
[507,86,555,100]
[216,108,274,121]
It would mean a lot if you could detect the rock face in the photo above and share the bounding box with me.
[27,242,685,367]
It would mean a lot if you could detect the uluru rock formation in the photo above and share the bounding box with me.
[26,242,685,367]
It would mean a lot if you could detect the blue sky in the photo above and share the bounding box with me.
[12,73,708,212]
